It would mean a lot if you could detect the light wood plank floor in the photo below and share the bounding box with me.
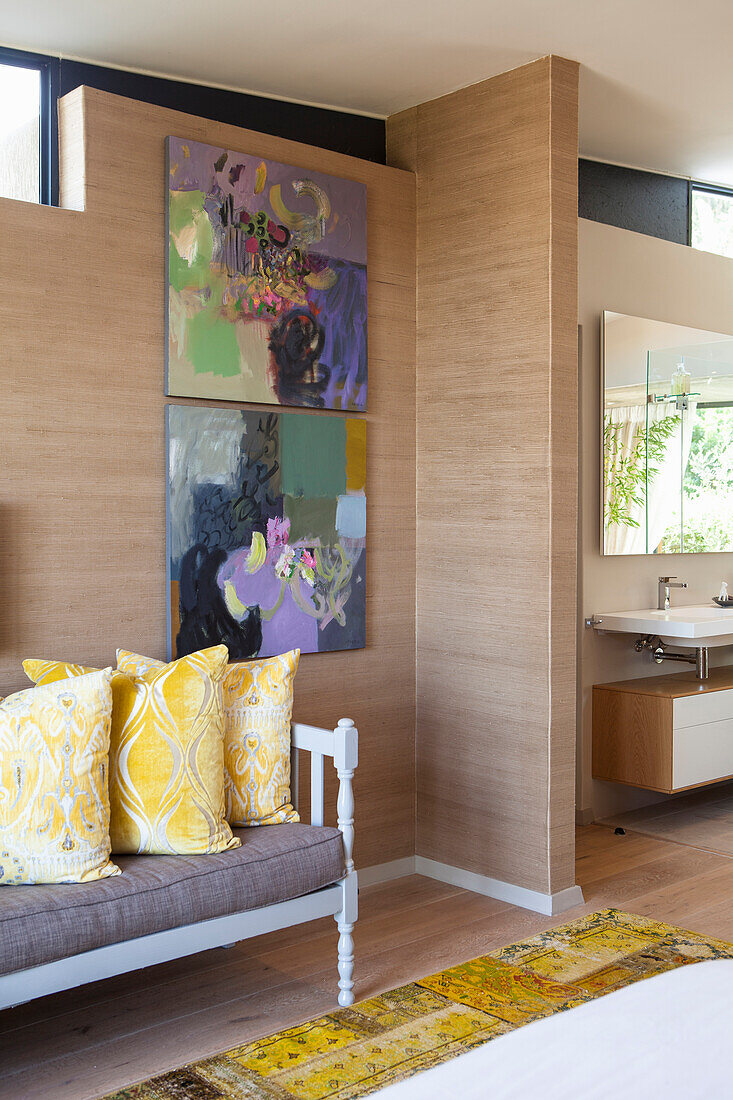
[598,780,733,856]
[4,825,733,1100]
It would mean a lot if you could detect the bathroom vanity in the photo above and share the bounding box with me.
[592,307,733,792]
[593,667,733,793]
[590,308,733,794]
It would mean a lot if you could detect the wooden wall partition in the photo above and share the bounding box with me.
[387,57,579,896]
[0,87,416,870]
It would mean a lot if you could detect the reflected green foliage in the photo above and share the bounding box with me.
[604,413,680,530]
[685,408,733,494]
[657,509,733,553]
[657,407,733,552]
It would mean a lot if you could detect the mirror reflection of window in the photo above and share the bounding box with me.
[602,312,733,555]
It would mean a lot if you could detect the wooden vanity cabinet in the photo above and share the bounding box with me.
[592,667,733,793]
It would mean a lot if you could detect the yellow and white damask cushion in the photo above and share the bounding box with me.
[117,648,300,827]
[23,647,239,856]
[0,669,120,884]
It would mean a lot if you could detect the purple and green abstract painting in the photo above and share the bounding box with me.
[166,136,367,411]
[166,404,366,660]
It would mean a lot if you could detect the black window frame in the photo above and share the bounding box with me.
[0,45,386,210]
[688,180,733,250]
[0,45,58,206]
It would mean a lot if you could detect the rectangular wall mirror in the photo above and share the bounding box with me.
[602,311,733,555]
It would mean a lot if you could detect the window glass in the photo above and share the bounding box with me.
[691,188,733,260]
[657,406,733,552]
[0,62,41,203]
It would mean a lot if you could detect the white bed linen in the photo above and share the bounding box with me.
[376,960,733,1099]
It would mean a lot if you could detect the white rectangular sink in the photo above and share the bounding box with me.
[594,605,733,648]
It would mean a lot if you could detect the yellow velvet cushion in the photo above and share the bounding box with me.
[0,669,120,884]
[23,647,239,855]
[117,649,300,827]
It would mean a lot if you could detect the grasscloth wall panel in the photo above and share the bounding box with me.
[0,87,416,870]
[387,57,578,895]
[548,57,581,890]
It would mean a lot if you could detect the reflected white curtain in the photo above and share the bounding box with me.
[604,401,697,555]
[604,405,647,555]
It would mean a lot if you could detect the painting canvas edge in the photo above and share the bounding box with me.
[164,404,174,661]
[164,137,172,401]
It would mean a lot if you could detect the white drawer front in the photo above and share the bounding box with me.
[673,719,733,789]
[674,689,733,730]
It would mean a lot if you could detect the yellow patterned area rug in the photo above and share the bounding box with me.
[103,908,733,1100]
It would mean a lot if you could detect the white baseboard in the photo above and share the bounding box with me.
[575,807,595,826]
[357,857,417,887]
[547,884,587,915]
[414,857,585,916]
[357,856,584,916]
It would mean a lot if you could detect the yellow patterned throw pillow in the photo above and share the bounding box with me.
[117,649,300,827]
[0,669,120,884]
[23,647,239,856]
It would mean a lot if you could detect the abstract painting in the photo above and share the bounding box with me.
[166,137,367,411]
[166,404,366,661]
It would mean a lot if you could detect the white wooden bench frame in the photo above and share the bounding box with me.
[0,718,359,1011]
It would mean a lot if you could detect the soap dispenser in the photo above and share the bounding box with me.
[671,361,690,396]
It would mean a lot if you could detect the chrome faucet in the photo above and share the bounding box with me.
[658,576,688,611]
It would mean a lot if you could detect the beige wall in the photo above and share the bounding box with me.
[0,86,417,871]
[387,56,580,896]
[579,217,733,820]
[604,313,728,391]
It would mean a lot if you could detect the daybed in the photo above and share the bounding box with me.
[0,718,358,1011]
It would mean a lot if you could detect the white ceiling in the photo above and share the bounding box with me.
[2,0,733,186]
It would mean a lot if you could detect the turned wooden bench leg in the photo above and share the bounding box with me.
[335,872,358,1007]
[337,917,355,1007]
[334,719,358,1007]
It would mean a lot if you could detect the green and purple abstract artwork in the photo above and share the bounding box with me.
[166,404,366,660]
[166,136,367,411]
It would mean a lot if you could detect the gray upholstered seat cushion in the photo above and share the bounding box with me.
[0,824,344,975]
